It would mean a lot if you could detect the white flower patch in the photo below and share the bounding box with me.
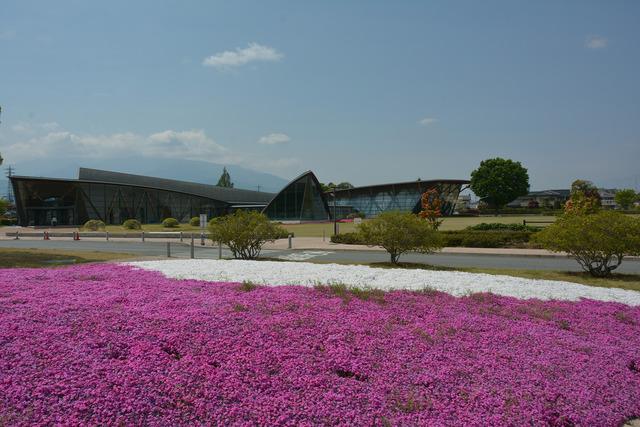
[126,259,640,306]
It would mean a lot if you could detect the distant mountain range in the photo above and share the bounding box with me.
[1,157,290,198]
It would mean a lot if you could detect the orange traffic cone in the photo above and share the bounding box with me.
[44,231,50,240]
[73,231,80,241]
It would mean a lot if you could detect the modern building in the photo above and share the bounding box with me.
[10,168,469,226]
[330,179,469,218]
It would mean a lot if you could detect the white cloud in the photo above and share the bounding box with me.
[2,126,229,163]
[585,35,608,49]
[258,133,291,145]
[0,123,300,177]
[419,117,439,126]
[203,43,283,69]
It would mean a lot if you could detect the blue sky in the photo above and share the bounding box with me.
[1,0,639,190]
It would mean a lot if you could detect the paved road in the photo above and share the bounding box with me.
[3,239,640,273]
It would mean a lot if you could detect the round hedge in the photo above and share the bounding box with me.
[189,216,200,227]
[83,219,106,231]
[122,219,142,230]
[162,218,180,228]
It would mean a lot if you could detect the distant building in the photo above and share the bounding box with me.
[508,188,619,209]
[507,190,570,209]
[455,194,472,211]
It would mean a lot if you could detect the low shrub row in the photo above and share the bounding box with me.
[439,230,536,248]
[466,222,542,232]
[478,208,563,215]
[331,230,537,248]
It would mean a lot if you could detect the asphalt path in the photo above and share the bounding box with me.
[2,239,640,273]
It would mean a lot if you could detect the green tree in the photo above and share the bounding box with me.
[208,210,286,259]
[470,158,529,214]
[0,198,8,216]
[614,189,638,210]
[216,167,234,188]
[534,211,640,277]
[357,211,443,264]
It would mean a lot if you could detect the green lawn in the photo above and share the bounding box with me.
[0,248,137,268]
[278,215,558,237]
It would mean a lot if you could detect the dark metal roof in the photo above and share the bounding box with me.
[77,168,275,204]
[331,178,470,193]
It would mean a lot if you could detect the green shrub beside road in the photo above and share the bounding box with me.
[162,218,180,228]
[208,211,287,260]
[357,211,443,264]
[82,219,106,231]
[535,210,640,277]
[332,229,537,248]
[122,219,142,230]
[189,216,200,226]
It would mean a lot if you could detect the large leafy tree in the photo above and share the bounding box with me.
[470,158,529,214]
[216,167,234,188]
[615,189,638,210]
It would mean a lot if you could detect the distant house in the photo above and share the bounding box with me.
[507,190,570,209]
[508,188,619,209]
[598,189,618,209]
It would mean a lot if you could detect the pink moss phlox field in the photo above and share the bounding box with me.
[1,265,639,426]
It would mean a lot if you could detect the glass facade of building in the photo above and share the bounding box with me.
[331,180,467,218]
[11,169,467,226]
[262,171,331,221]
[12,178,249,226]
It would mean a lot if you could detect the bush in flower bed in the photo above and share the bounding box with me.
[1,264,639,425]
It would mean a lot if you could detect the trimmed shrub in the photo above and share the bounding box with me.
[331,232,365,245]
[122,219,142,230]
[189,216,200,227]
[534,211,640,277]
[83,219,106,231]
[466,222,541,232]
[357,211,443,264]
[440,230,535,248]
[162,218,180,228]
[208,211,287,260]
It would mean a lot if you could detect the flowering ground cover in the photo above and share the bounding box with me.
[1,264,639,425]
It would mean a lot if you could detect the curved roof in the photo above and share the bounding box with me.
[78,168,274,205]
